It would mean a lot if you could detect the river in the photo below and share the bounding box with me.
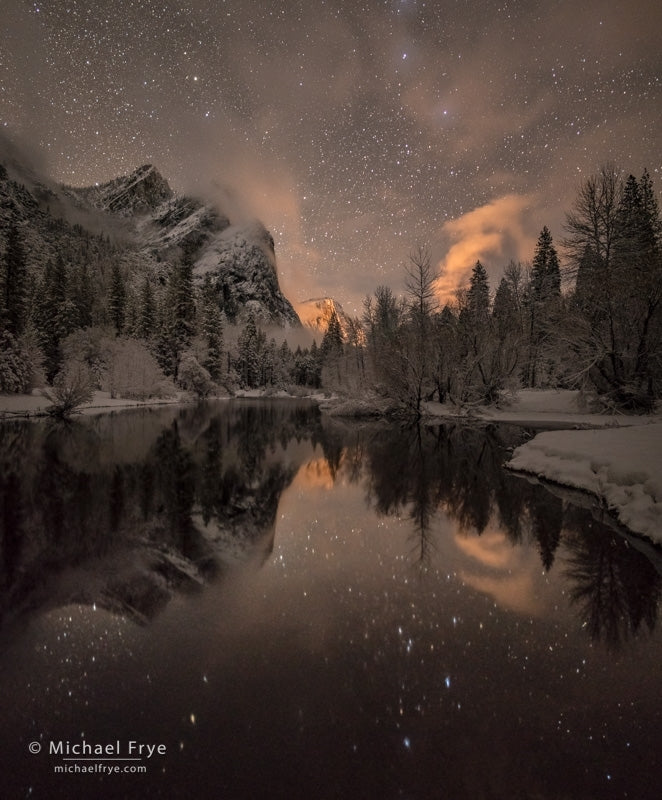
[0,399,660,799]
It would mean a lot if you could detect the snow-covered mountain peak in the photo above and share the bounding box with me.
[297,297,353,338]
[74,163,173,217]
[0,149,302,329]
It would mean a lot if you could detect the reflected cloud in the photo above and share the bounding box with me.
[460,570,542,617]
[454,528,514,569]
[454,526,546,615]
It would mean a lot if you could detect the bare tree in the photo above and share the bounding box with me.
[563,165,662,409]
[45,360,95,419]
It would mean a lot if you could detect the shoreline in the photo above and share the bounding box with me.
[0,388,326,422]
[2,387,660,546]
[0,391,190,421]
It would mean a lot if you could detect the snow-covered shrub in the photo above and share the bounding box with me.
[104,338,175,400]
[177,352,213,398]
[61,327,113,388]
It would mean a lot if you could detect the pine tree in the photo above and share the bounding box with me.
[138,276,156,340]
[467,261,490,321]
[574,245,600,314]
[73,262,94,329]
[1,224,29,336]
[530,226,561,303]
[321,310,344,360]
[202,303,224,381]
[236,312,260,387]
[156,258,197,378]
[34,257,68,382]
[525,227,561,387]
[169,259,196,346]
[308,340,321,387]
[492,277,518,337]
[109,263,126,335]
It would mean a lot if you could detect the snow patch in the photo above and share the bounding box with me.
[508,424,662,543]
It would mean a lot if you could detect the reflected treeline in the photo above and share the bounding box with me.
[317,419,662,648]
[319,421,565,560]
[2,404,660,647]
[564,510,661,650]
[0,400,321,626]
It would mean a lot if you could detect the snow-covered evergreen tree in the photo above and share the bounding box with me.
[109,263,126,335]
[1,224,29,336]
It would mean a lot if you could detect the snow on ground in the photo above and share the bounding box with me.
[508,424,662,544]
[425,389,652,429]
[425,389,662,543]
[0,390,184,418]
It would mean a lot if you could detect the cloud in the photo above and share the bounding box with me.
[435,194,538,301]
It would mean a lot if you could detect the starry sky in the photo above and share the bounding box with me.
[1,0,660,311]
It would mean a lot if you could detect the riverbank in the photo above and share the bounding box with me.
[424,388,656,429]
[427,390,662,545]
[0,390,189,419]
[507,424,662,545]
[0,387,323,420]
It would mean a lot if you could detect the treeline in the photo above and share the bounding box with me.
[0,164,323,401]
[1,163,660,412]
[323,165,662,413]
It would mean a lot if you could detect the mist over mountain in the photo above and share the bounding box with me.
[0,151,301,328]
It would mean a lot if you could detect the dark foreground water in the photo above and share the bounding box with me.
[0,400,660,800]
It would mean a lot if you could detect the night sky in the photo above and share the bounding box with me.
[1,0,660,310]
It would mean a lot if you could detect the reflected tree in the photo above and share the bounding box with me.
[564,510,661,649]
[0,472,23,585]
[0,401,321,627]
[530,491,563,571]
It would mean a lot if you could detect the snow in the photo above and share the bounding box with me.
[425,389,647,429]
[0,390,183,418]
[508,424,662,543]
[424,389,662,543]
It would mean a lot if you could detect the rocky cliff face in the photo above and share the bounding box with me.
[0,155,301,328]
[297,296,354,339]
[73,163,173,216]
[195,223,300,327]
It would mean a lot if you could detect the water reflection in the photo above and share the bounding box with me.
[564,513,661,649]
[0,401,320,626]
[0,404,660,650]
[317,418,661,648]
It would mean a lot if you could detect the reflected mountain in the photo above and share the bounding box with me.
[1,404,660,647]
[0,400,321,627]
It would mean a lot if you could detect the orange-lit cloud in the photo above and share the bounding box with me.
[435,194,538,302]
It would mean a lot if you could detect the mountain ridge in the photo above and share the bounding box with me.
[0,156,301,328]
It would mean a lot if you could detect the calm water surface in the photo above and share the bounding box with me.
[0,400,660,799]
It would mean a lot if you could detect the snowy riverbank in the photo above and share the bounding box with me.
[424,389,652,429]
[508,424,662,544]
[425,389,662,545]
[0,390,188,418]
[0,387,321,419]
